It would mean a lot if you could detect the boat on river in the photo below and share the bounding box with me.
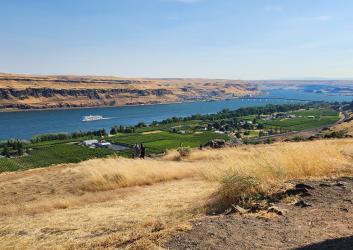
[82,115,105,122]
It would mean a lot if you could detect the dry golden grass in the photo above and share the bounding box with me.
[1,139,353,249]
[0,179,215,250]
[77,139,353,213]
[331,116,353,136]
[78,157,199,192]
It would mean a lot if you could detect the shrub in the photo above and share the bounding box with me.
[177,147,191,158]
[207,175,265,214]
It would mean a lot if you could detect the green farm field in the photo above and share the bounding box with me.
[0,144,113,173]
[260,108,339,131]
[108,131,229,154]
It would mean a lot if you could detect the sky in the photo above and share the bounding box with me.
[1,0,353,80]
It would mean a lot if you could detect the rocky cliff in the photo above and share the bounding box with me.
[0,74,259,111]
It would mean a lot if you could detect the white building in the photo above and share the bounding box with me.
[83,139,98,147]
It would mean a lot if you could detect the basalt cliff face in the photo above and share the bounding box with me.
[0,74,259,111]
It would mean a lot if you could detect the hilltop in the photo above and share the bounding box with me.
[1,139,353,249]
[0,73,257,111]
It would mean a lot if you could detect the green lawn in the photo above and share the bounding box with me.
[260,108,339,131]
[109,131,228,154]
[0,144,114,173]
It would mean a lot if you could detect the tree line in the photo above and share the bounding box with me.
[0,140,27,157]
[30,129,108,143]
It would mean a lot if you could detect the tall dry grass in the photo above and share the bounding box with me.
[78,157,199,192]
[78,139,353,197]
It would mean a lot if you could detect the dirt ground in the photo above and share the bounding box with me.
[166,177,353,250]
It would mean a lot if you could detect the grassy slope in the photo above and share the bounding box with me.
[0,139,353,249]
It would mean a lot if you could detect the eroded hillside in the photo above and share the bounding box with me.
[0,73,258,110]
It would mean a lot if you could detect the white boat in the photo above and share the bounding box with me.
[82,115,105,122]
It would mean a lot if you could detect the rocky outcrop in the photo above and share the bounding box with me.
[0,74,259,110]
[0,88,172,100]
[0,87,175,110]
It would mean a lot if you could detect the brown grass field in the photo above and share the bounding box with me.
[1,139,353,249]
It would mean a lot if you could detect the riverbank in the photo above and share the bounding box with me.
[0,97,249,113]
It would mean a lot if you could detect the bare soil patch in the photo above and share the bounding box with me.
[142,130,163,135]
[166,177,353,249]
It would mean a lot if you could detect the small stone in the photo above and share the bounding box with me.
[295,200,312,208]
[249,202,269,212]
[232,205,249,214]
[336,181,348,187]
[223,207,234,215]
[285,187,309,196]
[340,207,349,212]
[300,192,312,197]
[295,183,315,190]
[268,206,286,216]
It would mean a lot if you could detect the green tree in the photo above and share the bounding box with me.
[2,146,10,157]
[110,127,117,135]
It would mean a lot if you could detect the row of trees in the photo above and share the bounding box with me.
[110,122,148,135]
[156,103,321,126]
[110,126,135,135]
[31,129,108,143]
[1,140,26,157]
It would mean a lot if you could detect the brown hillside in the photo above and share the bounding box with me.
[1,139,353,249]
[0,73,258,111]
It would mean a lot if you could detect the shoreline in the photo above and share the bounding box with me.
[0,95,255,113]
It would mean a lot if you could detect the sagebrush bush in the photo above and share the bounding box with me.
[207,175,266,213]
[177,147,191,158]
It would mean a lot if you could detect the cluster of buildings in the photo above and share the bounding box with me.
[262,113,297,121]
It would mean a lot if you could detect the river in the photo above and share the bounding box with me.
[0,89,352,140]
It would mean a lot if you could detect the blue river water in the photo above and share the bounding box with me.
[0,89,352,140]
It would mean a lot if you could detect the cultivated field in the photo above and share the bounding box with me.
[1,139,353,249]
[0,144,113,173]
[108,131,228,154]
[260,108,339,131]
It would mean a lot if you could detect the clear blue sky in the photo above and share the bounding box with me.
[1,0,353,79]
